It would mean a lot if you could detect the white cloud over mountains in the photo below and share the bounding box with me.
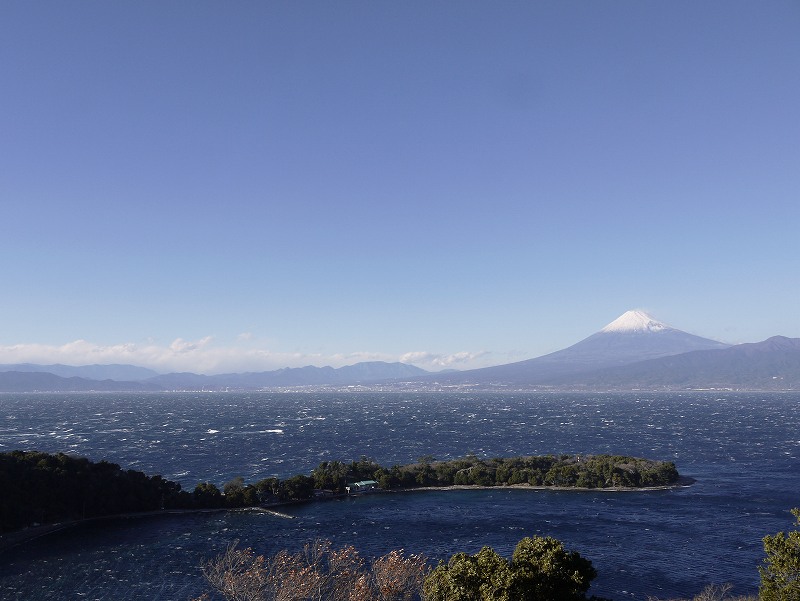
[399,350,490,368]
[0,338,498,374]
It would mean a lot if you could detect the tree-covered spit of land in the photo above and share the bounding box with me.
[357,453,681,491]
[0,450,679,534]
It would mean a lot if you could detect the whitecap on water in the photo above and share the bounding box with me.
[238,429,284,435]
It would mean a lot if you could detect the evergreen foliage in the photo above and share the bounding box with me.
[0,450,193,532]
[422,536,607,601]
[310,453,679,491]
[759,508,800,601]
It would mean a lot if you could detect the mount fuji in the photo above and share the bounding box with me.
[426,310,730,386]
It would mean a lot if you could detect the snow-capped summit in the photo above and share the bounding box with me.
[600,310,672,334]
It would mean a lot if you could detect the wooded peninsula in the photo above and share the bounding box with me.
[0,450,679,534]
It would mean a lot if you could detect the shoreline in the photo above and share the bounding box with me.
[0,506,292,555]
[389,477,695,495]
[0,477,692,554]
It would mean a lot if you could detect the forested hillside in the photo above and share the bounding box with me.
[0,451,192,532]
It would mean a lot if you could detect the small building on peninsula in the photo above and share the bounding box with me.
[345,480,379,494]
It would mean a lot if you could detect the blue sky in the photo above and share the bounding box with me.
[2,1,799,374]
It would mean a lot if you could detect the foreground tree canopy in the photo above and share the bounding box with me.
[196,538,427,601]
[759,508,800,601]
[423,536,606,601]
[0,450,679,533]
[200,522,800,601]
[196,536,607,601]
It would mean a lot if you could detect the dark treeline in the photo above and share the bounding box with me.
[0,450,191,533]
[207,454,680,510]
[311,453,679,493]
[1,451,679,534]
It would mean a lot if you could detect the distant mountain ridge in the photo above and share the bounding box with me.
[0,363,160,381]
[422,310,730,386]
[2,311,798,391]
[144,361,428,390]
[541,336,800,390]
[0,371,161,393]
[0,361,429,392]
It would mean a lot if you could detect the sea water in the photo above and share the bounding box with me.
[0,392,798,600]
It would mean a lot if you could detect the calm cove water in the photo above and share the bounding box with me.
[0,392,798,600]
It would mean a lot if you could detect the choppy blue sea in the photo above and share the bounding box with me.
[1,392,798,600]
